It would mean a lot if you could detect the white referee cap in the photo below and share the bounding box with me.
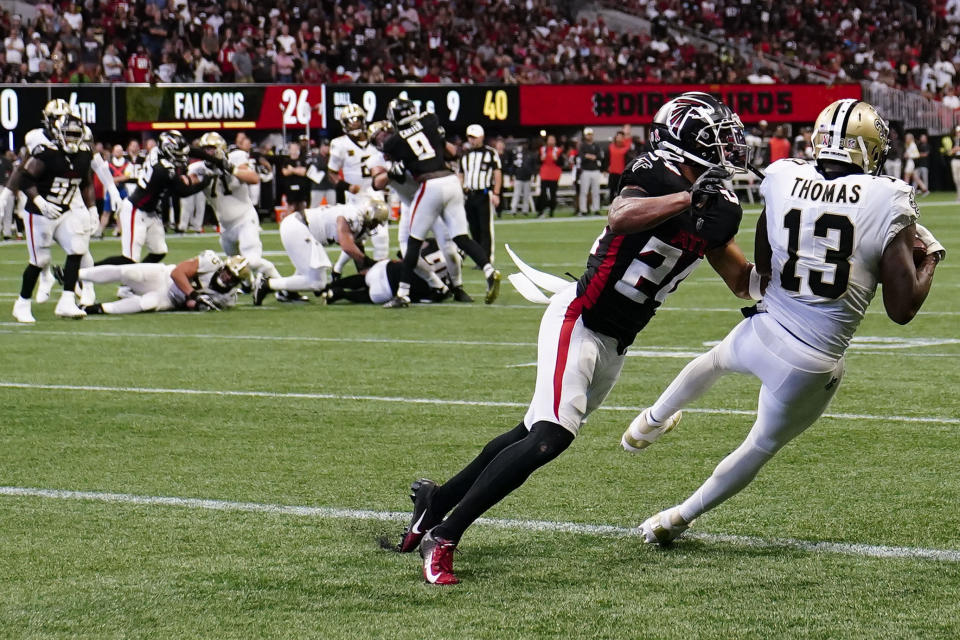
[466,124,484,138]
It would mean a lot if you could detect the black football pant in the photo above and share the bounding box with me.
[464,191,493,259]
[538,180,558,216]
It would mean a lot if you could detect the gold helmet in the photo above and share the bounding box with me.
[338,103,367,140]
[43,99,74,129]
[368,120,394,150]
[224,255,250,282]
[813,99,889,175]
[362,199,390,226]
[198,131,228,155]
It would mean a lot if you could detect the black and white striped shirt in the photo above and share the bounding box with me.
[460,146,502,192]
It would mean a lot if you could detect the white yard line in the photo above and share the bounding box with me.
[0,485,956,562]
[0,380,956,425]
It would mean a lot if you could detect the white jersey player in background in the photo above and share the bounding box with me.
[79,250,248,315]
[327,103,390,267]
[251,199,391,304]
[189,132,281,287]
[622,99,945,545]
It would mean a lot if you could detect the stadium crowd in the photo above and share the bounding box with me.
[2,1,960,104]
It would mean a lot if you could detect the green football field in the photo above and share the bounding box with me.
[1,195,958,639]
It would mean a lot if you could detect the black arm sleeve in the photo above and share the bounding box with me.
[170,173,211,197]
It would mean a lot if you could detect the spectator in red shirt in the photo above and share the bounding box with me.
[606,130,630,204]
[126,44,151,82]
[768,126,791,163]
[218,35,235,81]
[537,135,563,218]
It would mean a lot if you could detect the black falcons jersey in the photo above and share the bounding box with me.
[574,151,743,351]
[128,151,183,215]
[382,112,449,178]
[23,144,92,215]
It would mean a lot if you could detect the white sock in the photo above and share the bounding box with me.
[397,282,411,298]
[482,264,494,278]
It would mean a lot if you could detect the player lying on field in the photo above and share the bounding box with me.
[72,250,249,314]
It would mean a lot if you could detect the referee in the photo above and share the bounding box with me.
[460,124,502,262]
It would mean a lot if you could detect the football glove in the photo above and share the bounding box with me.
[33,195,63,220]
[87,205,99,234]
[194,292,221,311]
[688,166,730,210]
[914,224,946,262]
[107,184,122,212]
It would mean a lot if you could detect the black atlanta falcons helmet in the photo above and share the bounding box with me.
[650,92,750,171]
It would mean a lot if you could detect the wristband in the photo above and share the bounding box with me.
[748,264,763,301]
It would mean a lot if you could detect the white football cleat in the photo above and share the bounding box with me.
[621,408,682,453]
[12,297,35,323]
[54,291,86,319]
[639,508,692,545]
[79,281,96,307]
[36,266,54,303]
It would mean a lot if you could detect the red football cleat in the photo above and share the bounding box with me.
[420,530,459,585]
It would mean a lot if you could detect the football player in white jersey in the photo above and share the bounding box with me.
[251,199,391,304]
[328,103,390,263]
[622,99,945,545]
[79,251,248,314]
[189,132,282,287]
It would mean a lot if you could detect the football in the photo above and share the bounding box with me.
[914,235,928,267]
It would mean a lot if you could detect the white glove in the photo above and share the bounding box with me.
[87,205,100,234]
[915,224,946,262]
[107,185,122,212]
[33,195,62,220]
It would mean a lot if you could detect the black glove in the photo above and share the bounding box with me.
[688,166,731,210]
[359,255,377,270]
[331,270,342,282]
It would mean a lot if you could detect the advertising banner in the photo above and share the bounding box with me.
[519,84,863,125]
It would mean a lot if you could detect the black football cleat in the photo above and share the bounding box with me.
[451,286,474,303]
[397,478,441,553]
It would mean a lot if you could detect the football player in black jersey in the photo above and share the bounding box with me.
[96,130,212,266]
[395,93,764,585]
[9,112,96,322]
[375,98,500,308]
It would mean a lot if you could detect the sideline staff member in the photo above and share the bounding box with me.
[460,124,502,261]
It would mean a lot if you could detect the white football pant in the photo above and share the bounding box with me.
[219,212,280,279]
[179,191,205,232]
[398,197,461,288]
[118,199,167,261]
[270,213,331,292]
[78,263,175,313]
[647,312,844,523]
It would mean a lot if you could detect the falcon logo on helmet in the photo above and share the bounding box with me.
[339,103,367,141]
[650,92,750,172]
[387,98,419,127]
[813,99,889,175]
[158,130,190,167]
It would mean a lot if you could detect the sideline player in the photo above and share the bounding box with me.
[377,98,500,308]
[9,111,95,322]
[622,99,945,544]
[79,250,248,314]
[191,132,282,286]
[97,130,211,265]
[394,93,756,584]
[251,198,391,303]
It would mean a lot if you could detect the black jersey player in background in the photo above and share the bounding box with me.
[96,130,212,266]
[394,92,765,585]
[9,112,95,321]
[376,98,500,308]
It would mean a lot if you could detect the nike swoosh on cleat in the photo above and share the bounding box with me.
[410,511,427,535]
[424,560,443,584]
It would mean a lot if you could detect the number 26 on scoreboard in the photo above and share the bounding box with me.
[483,89,509,121]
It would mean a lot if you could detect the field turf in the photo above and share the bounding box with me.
[1,195,958,639]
